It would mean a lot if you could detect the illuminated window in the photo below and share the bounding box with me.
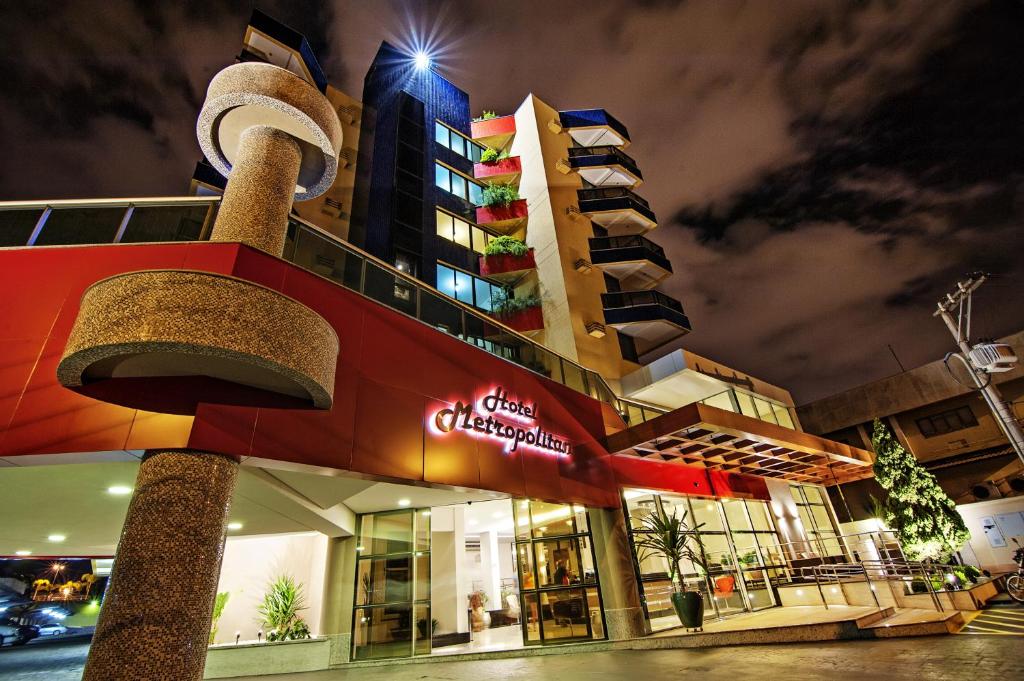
[434,163,481,204]
[436,263,504,312]
[435,209,491,253]
[434,121,483,162]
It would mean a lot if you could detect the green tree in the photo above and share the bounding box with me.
[871,419,969,561]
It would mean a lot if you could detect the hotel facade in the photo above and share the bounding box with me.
[0,12,891,680]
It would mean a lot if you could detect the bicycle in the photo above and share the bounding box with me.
[1007,537,1024,603]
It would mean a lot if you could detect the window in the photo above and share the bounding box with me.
[433,163,482,204]
[916,406,978,438]
[435,209,491,253]
[790,484,843,559]
[434,121,483,162]
[436,263,504,312]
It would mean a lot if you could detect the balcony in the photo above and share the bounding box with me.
[601,290,691,352]
[479,249,536,282]
[493,305,544,335]
[471,114,516,150]
[474,156,521,184]
[567,146,642,187]
[476,198,528,233]
[577,187,656,233]
[558,109,630,147]
[588,235,672,290]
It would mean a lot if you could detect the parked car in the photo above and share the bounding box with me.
[0,620,39,646]
[36,623,68,637]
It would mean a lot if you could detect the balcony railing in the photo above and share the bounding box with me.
[558,109,630,145]
[602,290,686,315]
[578,187,651,210]
[567,146,642,182]
[0,196,621,410]
[577,187,657,230]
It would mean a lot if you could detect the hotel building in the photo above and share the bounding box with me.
[0,12,918,680]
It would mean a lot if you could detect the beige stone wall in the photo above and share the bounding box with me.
[292,86,362,240]
[511,94,642,381]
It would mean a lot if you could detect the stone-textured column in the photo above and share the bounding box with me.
[83,450,239,681]
[210,125,302,256]
[589,506,648,639]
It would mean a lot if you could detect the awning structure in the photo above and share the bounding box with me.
[605,402,875,486]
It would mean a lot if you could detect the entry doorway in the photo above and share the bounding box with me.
[350,497,606,660]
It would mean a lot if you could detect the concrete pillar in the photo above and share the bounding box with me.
[430,506,468,636]
[479,530,502,609]
[83,450,239,681]
[318,536,358,665]
[210,125,302,256]
[588,507,647,640]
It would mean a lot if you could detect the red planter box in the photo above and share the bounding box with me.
[471,115,516,146]
[494,305,544,333]
[474,156,521,182]
[479,249,536,279]
[476,199,528,229]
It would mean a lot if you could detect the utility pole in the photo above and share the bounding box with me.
[934,273,1024,465]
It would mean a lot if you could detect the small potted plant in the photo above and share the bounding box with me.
[632,507,707,630]
[257,575,312,642]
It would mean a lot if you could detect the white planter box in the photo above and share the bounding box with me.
[204,637,331,679]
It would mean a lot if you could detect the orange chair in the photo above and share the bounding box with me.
[714,575,736,598]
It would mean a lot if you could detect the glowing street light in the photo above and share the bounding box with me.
[413,51,431,71]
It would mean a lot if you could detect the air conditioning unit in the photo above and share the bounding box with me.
[338,147,357,169]
[555,159,572,175]
[585,322,606,338]
[547,119,563,134]
[970,481,1002,501]
[969,342,1018,373]
[565,205,581,220]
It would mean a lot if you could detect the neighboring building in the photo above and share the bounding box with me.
[0,11,922,677]
[798,329,1024,517]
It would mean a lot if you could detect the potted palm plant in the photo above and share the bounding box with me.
[632,507,707,630]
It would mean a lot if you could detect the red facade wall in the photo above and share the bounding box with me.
[0,242,767,507]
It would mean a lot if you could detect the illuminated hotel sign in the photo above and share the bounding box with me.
[432,386,572,457]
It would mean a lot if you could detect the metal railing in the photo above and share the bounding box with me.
[567,145,641,175]
[601,289,686,314]
[0,196,624,409]
[808,558,967,612]
[588,234,665,258]
[577,186,651,210]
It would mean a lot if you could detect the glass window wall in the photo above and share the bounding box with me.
[623,490,784,632]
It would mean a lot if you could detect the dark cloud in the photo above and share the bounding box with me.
[0,0,1019,403]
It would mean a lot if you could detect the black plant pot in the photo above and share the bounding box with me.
[671,591,704,630]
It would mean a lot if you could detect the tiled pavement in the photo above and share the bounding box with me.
[960,603,1024,636]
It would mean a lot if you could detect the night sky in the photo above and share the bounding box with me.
[1,0,1021,403]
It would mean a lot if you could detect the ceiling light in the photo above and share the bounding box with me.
[227,522,243,531]
[491,512,504,519]
[107,485,132,495]
[47,534,66,543]
[15,550,31,556]
[413,51,431,71]
[398,499,411,507]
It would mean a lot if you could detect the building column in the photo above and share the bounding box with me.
[588,506,647,640]
[210,124,302,256]
[83,449,239,681]
[319,536,358,665]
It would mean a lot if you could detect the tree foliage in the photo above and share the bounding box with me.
[871,419,969,561]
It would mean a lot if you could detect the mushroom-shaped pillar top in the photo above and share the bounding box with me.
[197,62,344,200]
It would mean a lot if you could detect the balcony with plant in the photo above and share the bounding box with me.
[476,182,528,232]
[474,147,521,184]
[471,111,516,150]
[490,288,543,333]
[479,235,536,281]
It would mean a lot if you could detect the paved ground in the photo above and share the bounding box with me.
[0,637,89,681]
[960,602,1024,636]
[230,636,1024,681]
[2,620,1022,681]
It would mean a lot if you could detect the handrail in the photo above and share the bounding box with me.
[577,186,651,210]
[601,290,685,314]
[0,195,622,409]
[588,234,665,258]
[567,145,640,170]
[808,558,964,612]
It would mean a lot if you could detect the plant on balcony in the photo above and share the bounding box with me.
[257,575,311,642]
[632,507,707,630]
[871,419,969,561]
[490,289,541,316]
[484,235,529,257]
[482,182,520,208]
[473,110,498,122]
[480,147,510,164]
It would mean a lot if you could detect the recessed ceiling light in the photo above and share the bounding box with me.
[397,499,411,507]
[227,522,243,531]
[47,534,66,543]
[107,485,132,496]
[15,550,31,556]
[491,512,504,519]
